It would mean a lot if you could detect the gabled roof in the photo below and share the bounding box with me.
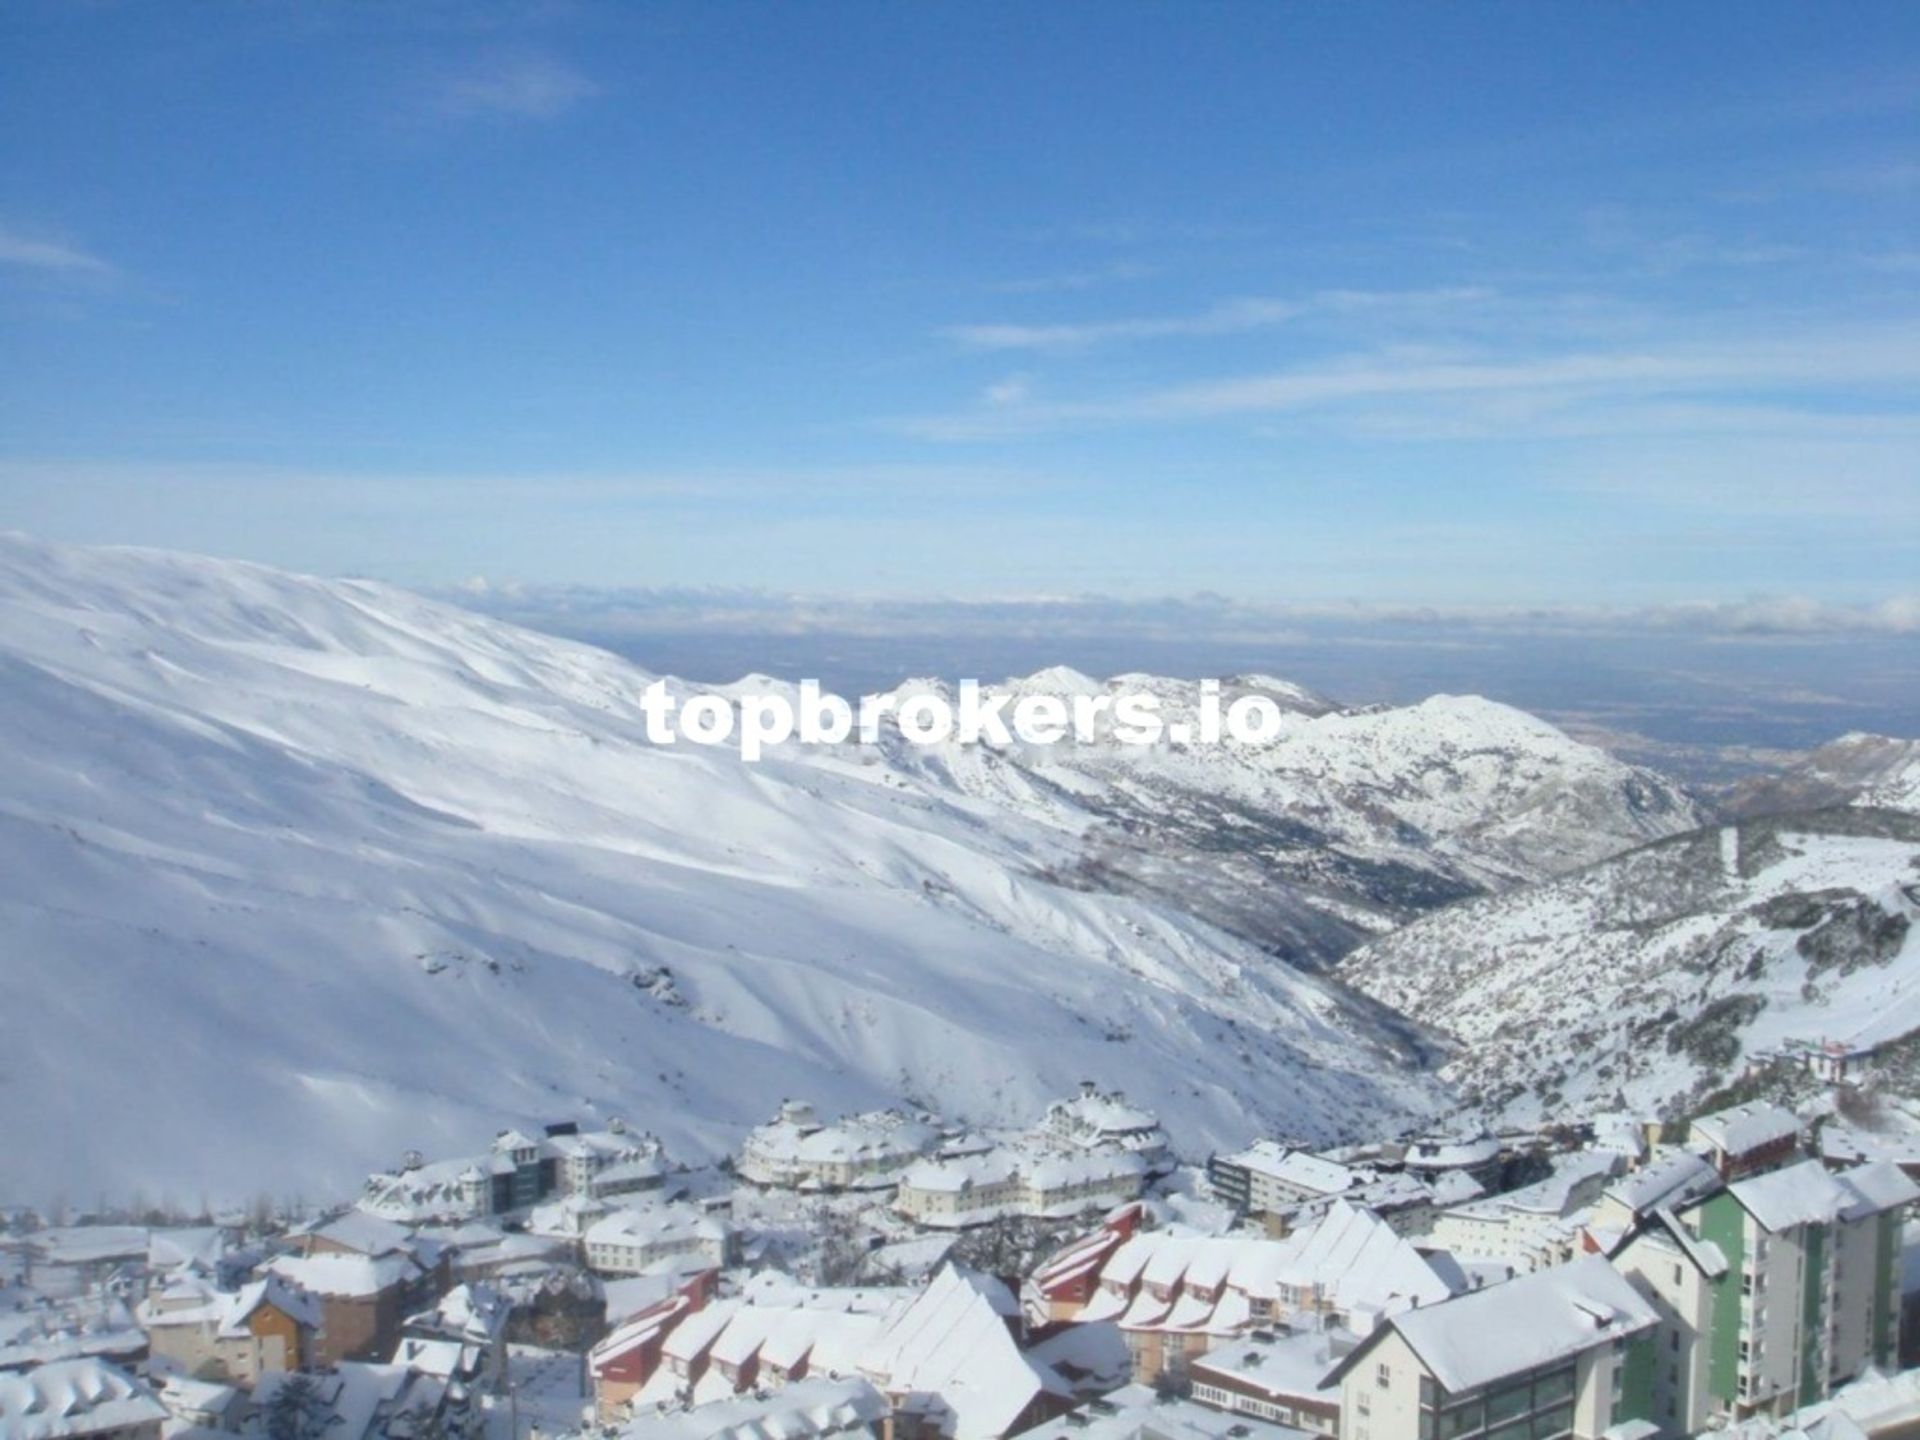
[221,1275,322,1336]
[267,1249,422,1299]
[0,1359,167,1440]
[1330,1255,1658,1395]
[613,1375,887,1440]
[1603,1150,1722,1218]
[859,1264,1060,1440]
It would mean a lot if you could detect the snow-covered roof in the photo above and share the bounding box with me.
[252,1361,448,1440]
[146,1227,228,1272]
[616,1375,887,1440]
[137,1272,321,1336]
[1218,1141,1359,1195]
[1024,1382,1309,1440]
[23,1228,150,1268]
[1690,1102,1801,1158]
[859,1264,1059,1440]
[1358,1255,1658,1394]
[221,1275,323,1336]
[585,1204,728,1249]
[1728,1159,1920,1233]
[0,1359,167,1440]
[1190,1328,1342,1402]
[301,1209,415,1257]
[0,1293,145,1371]
[406,1282,507,1345]
[267,1249,422,1298]
[1093,1202,1455,1331]
[1402,1135,1501,1170]
[1604,1150,1722,1218]
[592,1288,702,1370]
[1820,1120,1920,1168]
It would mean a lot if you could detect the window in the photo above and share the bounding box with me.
[1485,1385,1530,1427]
[1378,1362,1393,1390]
[1533,1368,1575,1406]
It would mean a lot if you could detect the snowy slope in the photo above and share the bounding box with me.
[0,535,1454,1206]
[1720,733,1920,819]
[1339,808,1920,1126]
[836,674,1701,968]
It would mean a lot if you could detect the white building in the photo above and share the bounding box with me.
[585,1204,734,1276]
[1428,1151,1620,1274]
[1329,1255,1661,1440]
[358,1121,665,1223]
[894,1148,1146,1229]
[1615,1158,1916,1428]
[1041,1086,1173,1175]
[738,1103,943,1192]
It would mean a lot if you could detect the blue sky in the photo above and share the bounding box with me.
[2,1,1917,607]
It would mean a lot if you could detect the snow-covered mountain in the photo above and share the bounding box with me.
[0,535,1454,1206]
[1720,733,1920,819]
[1339,807,1920,1127]
[842,672,1701,967]
[0,535,1709,1205]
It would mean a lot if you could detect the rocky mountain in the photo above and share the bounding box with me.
[1720,733,1920,819]
[1339,807,1920,1127]
[847,672,1703,968]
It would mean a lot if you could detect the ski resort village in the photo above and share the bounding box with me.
[9,1084,1920,1440]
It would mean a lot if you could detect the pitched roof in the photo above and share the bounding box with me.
[859,1265,1059,1440]
[1337,1255,1658,1395]
[0,1359,168,1440]
[614,1375,887,1440]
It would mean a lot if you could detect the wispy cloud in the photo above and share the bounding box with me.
[434,54,600,121]
[942,286,1493,353]
[0,225,113,277]
[984,261,1156,296]
[896,321,1920,441]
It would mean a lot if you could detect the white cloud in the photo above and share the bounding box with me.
[435,55,600,121]
[0,225,112,277]
[942,286,1495,353]
[942,295,1301,352]
[896,320,1920,441]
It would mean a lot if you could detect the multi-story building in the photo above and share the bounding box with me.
[737,1103,943,1192]
[1187,1330,1342,1435]
[583,1204,734,1276]
[1066,1201,1460,1387]
[358,1121,664,1223]
[1041,1085,1174,1176]
[1615,1158,1915,1428]
[1329,1255,1660,1440]
[138,1274,321,1385]
[893,1147,1146,1229]
[1208,1142,1364,1218]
